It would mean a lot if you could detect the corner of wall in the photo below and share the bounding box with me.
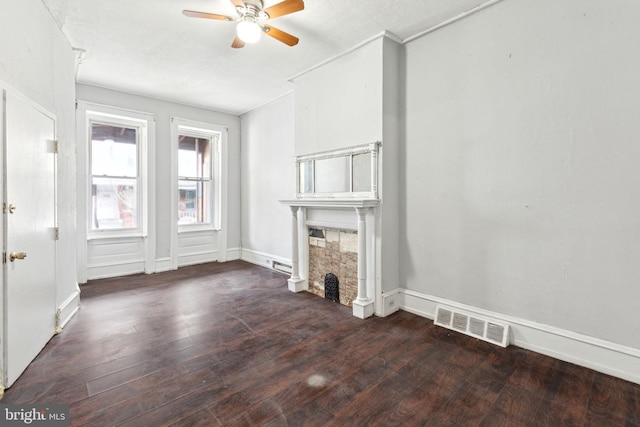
[56,283,81,332]
[380,287,402,317]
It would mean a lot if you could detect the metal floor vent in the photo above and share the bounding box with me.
[272,261,292,274]
[434,305,510,348]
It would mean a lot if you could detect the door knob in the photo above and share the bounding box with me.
[9,252,27,262]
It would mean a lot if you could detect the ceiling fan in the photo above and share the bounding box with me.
[183,0,304,48]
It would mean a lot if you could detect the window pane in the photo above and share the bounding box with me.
[179,136,211,179]
[198,138,211,179]
[91,123,137,177]
[178,180,211,224]
[91,177,138,230]
[178,137,197,177]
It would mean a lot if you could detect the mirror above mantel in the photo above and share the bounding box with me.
[296,142,380,200]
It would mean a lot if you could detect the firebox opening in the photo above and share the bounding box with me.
[308,227,357,307]
[324,273,339,302]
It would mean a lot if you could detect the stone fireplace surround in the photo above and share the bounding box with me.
[307,228,358,307]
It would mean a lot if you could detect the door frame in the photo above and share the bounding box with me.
[0,81,58,389]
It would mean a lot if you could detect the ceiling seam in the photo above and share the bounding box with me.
[402,0,507,44]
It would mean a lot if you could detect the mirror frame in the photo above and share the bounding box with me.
[295,142,380,199]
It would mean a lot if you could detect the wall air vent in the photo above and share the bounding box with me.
[272,260,292,275]
[434,305,510,348]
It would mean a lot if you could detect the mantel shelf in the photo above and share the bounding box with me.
[280,198,380,209]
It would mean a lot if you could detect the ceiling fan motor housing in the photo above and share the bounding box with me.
[238,0,269,21]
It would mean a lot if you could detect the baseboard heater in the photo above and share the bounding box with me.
[272,260,292,274]
[434,305,510,348]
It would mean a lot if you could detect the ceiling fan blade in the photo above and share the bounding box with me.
[229,0,244,8]
[262,24,299,46]
[182,10,235,21]
[263,0,304,19]
[231,36,246,49]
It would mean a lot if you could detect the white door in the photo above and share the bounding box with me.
[2,90,57,387]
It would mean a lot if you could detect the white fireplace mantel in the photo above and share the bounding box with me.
[280,198,379,209]
[280,198,380,319]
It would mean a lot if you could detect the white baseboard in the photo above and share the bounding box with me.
[380,289,401,317]
[226,247,242,261]
[90,249,246,279]
[158,249,239,271]
[57,285,81,330]
[178,250,218,267]
[397,288,640,385]
[87,260,145,280]
[241,248,291,273]
[154,257,174,273]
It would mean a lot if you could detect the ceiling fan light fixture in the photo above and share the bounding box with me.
[236,19,262,43]
[184,0,303,48]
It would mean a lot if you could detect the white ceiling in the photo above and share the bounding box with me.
[41,0,492,115]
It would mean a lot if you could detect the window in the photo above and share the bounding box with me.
[87,110,149,236]
[173,119,223,231]
[178,135,213,225]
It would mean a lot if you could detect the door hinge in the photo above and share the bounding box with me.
[53,140,59,154]
[2,252,6,264]
[2,203,5,214]
[54,227,60,240]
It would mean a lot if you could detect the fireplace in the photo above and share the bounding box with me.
[280,200,378,319]
[280,142,381,319]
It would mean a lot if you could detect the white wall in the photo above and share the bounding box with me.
[0,0,79,325]
[240,94,295,266]
[404,0,640,352]
[76,84,241,275]
[294,39,384,156]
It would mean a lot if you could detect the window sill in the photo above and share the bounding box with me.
[88,230,146,240]
[178,224,219,234]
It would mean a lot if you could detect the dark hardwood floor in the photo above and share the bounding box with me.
[2,260,639,426]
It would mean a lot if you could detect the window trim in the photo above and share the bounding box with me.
[178,130,215,229]
[84,106,152,240]
[170,117,228,269]
[173,120,224,234]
